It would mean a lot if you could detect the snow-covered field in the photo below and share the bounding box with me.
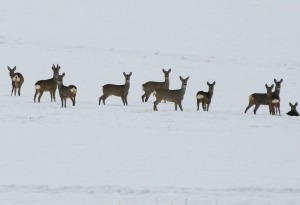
[1,1,300,204]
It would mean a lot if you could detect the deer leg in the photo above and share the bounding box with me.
[278,103,281,116]
[18,87,21,96]
[61,97,64,108]
[121,96,126,105]
[253,104,260,115]
[145,92,151,102]
[14,87,17,96]
[124,96,128,106]
[153,100,160,111]
[244,102,254,113]
[11,86,14,96]
[38,91,44,103]
[178,102,183,111]
[64,98,67,108]
[174,103,178,111]
[142,94,145,102]
[202,103,206,111]
[34,90,39,102]
[206,103,210,111]
[197,99,200,111]
[72,96,76,106]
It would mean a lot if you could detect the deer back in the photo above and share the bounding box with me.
[142,68,171,92]
[154,76,189,103]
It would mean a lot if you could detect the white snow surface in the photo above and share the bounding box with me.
[1,1,300,204]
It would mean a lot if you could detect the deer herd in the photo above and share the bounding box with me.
[7,64,299,116]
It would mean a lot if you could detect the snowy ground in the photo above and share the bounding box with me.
[1,1,300,204]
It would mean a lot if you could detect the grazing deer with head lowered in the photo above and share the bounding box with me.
[7,66,24,96]
[244,84,274,115]
[142,68,171,102]
[99,72,132,106]
[34,64,60,103]
[153,76,189,111]
[196,81,216,111]
[286,102,299,116]
[57,72,77,108]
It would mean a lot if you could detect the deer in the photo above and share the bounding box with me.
[99,72,132,106]
[244,84,274,115]
[196,81,216,111]
[271,78,283,115]
[153,76,189,111]
[7,66,24,96]
[34,64,60,103]
[57,72,77,108]
[286,102,299,116]
[142,68,171,102]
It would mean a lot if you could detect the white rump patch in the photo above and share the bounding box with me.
[196,94,204,99]
[13,75,20,82]
[153,90,157,96]
[70,88,77,94]
[35,85,41,90]
[272,99,280,103]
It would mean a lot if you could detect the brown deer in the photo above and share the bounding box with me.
[196,81,216,111]
[142,68,171,102]
[271,78,283,115]
[153,76,189,111]
[99,72,132,106]
[34,64,60,103]
[286,102,299,116]
[244,84,274,115]
[7,66,24,96]
[57,73,77,108]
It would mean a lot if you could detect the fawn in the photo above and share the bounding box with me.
[153,76,189,111]
[142,68,171,102]
[99,72,132,106]
[196,81,216,111]
[7,66,24,96]
[34,64,60,103]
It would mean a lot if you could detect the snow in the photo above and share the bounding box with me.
[1,0,300,204]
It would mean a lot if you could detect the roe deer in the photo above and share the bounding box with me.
[153,76,189,111]
[244,84,274,115]
[57,72,77,108]
[196,81,216,111]
[271,78,283,115]
[286,102,299,116]
[142,68,171,102]
[7,66,24,96]
[99,72,132,106]
[34,64,60,103]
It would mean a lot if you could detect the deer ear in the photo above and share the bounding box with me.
[13,66,16,70]
[186,76,190,80]
[123,72,126,76]
[280,79,283,83]
[7,66,11,70]
[207,81,210,86]
[180,76,183,81]
[162,68,166,72]
[271,84,274,89]
[213,81,216,85]
[129,72,132,76]
[289,102,293,107]
[62,72,65,77]
[295,102,298,106]
[168,68,171,72]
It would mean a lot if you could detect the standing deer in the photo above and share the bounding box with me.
[196,81,216,111]
[7,66,24,96]
[271,78,283,115]
[57,72,77,108]
[142,68,171,102]
[99,72,132,106]
[244,84,274,115]
[286,102,299,116]
[34,64,60,103]
[153,76,189,111]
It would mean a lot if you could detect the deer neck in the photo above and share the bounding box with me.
[274,87,280,96]
[165,77,170,86]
